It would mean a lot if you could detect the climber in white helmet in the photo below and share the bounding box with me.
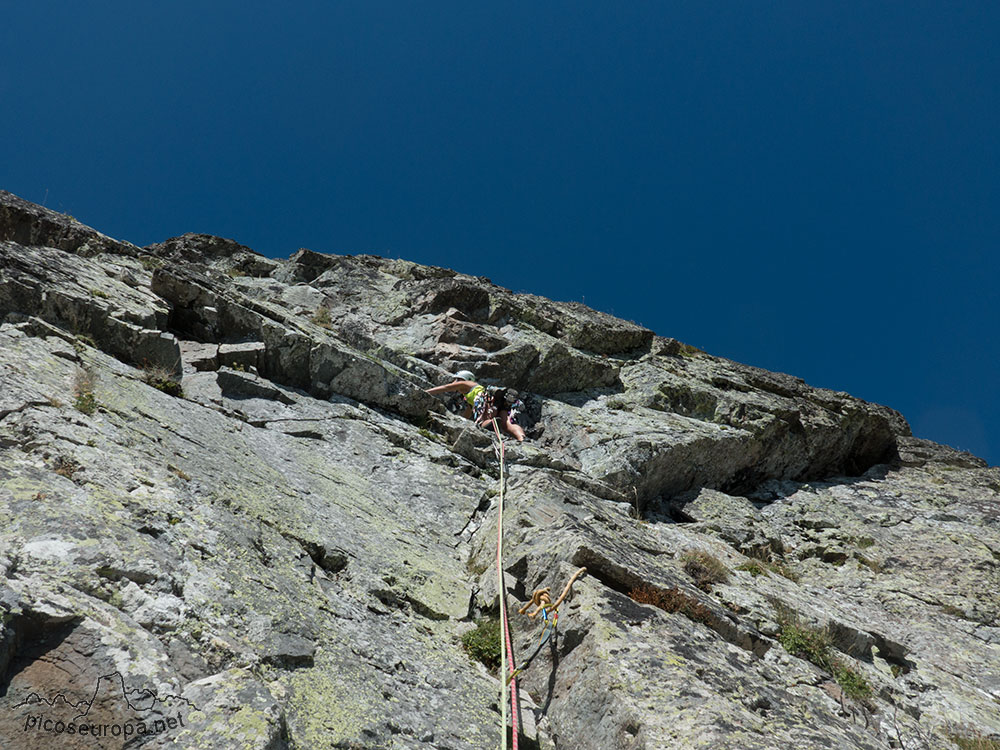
[425,369,526,442]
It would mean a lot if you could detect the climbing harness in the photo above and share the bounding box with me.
[477,386,523,428]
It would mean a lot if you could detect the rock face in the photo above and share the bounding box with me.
[0,190,997,749]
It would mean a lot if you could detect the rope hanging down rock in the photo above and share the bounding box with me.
[490,419,587,749]
[492,417,520,750]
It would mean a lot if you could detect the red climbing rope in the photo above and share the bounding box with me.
[492,417,520,750]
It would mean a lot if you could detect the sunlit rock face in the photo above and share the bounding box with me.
[1,189,997,750]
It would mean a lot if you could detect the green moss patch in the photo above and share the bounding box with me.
[461,617,501,672]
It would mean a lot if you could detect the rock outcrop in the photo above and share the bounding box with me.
[1,190,997,749]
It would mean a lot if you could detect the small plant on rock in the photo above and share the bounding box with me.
[168,464,191,481]
[630,486,643,522]
[940,603,967,618]
[737,560,767,577]
[746,548,799,582]
[776,609,833,670]
[681,550,730,591]
[948,730,1000,750]
[832,661,873,702]
[73,334,99,354]
[141,363,183,397]
[461,617,501,672]
[774,605,872,702]
[73,368,97,415]
[629,584,713,625]
[312,306,333,329]
[52,456,83,480]
[767,559,800,582]
[855,553,882,573]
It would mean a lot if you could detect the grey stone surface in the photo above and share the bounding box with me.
[0,190,141,258]
[0,189,997,749]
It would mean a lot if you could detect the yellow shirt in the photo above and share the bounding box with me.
[465,384,484,406]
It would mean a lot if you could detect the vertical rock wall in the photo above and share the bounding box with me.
[1,191,997,749]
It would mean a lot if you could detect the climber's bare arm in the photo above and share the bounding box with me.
[425,380,476,396]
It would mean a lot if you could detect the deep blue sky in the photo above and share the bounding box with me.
[3,3,997,465]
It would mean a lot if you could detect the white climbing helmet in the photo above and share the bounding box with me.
[452,370,475,381]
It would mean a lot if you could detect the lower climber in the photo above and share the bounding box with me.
[425,369,526,442]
